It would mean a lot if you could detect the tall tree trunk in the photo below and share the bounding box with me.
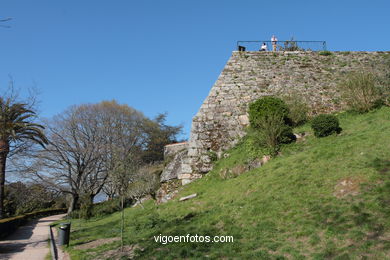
[89,193,95,205]
[68,193,79,214]
[0,140,9,219]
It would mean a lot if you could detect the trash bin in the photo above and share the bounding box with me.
[238,45,246,52]
[58,223,71,246]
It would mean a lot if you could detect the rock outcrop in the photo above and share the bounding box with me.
[159,142,197,185]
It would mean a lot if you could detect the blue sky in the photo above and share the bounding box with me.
[0,0,389,138]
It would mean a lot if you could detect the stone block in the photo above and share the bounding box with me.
[163,142,188,159]
[178,173,191,179]
[238,115,249,126]
[179,193,197,201]
[187,148,198,157]
[181,164,193,174]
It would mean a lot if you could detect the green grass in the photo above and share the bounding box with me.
[66,107,390,259]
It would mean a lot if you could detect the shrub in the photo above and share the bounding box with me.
[256,112,292,156]
[376,69,390,106]
[282,94,309,126]
[311,114,342,137]
[340,72,383,113]
[249,96,291,128]
[249,97,295,156]
[319,50,332,56]
[242,128,268,159]
[91,198,128,217]
[69,198,125,219]
[4,182,66,217]
[79,194,93,220]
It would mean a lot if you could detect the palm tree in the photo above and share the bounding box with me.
[0,97,48,218]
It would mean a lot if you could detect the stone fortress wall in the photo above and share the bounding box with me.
[166,51,390,185]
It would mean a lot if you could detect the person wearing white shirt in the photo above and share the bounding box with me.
[271,35,278,51]
[260,42,267,51]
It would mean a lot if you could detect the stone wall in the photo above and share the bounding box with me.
[164,142,188,158]
[185,51,390,175]
[160,142,188,182]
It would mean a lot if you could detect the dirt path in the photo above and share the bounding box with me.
[0,214,67,260]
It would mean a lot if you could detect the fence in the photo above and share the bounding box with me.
[49,225,58,260]
[236,41,327,52]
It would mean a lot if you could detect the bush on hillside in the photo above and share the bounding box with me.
[91,198,123,217]
[79,194,93,220]
[376,68,390,106]
[249,97,295,156]
[311,114,342,137]
[256,112,294,156]
[282,94,309,126]
[68,198,131,219]
[340,72,384,113]
[249,96,291,128]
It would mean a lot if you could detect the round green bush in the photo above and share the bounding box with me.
[311,114,342,137]
[248,96,291,129]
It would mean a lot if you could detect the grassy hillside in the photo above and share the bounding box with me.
[66,107,390,259]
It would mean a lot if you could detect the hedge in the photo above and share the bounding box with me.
[0,208,67,239]
[311,114,342,137]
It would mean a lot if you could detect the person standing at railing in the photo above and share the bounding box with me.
[271,35,278,51]
[260,42,267,51]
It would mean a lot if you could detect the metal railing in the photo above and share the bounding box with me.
[49,224,58,260]
[237,40,327,52]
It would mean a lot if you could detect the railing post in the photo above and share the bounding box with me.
[49,225,58,260]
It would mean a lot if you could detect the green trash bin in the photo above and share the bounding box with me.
[58,223,71,246]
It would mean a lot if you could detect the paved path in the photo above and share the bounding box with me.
[0,214,67,260]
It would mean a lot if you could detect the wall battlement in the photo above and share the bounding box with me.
[180,51,390,182]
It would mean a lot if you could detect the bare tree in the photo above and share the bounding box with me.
[95,101,149,198]
[32,101,148,213]
[33,106,107,213]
